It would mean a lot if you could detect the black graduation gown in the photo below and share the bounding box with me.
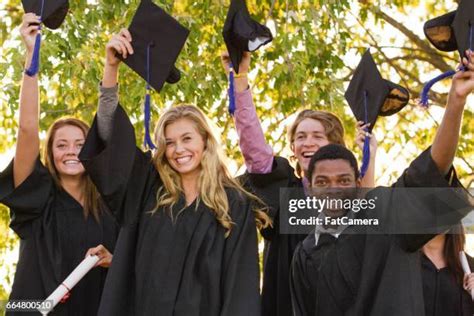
[315,148,473,316]
[78,104,261,316]
[421,254,474,316]
[240,157,308,316]
[0,158,118,316]
[289,232,336,316]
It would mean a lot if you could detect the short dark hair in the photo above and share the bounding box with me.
[307,144,360,183]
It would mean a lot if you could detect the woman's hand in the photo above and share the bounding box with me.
[20,13,41,55]
[220,51,251,75]
[105,28,134,67]
[355,121,377,154]
[220,51,251,93]
[449,50,474,105]
[85,244,113,268]
[463,273,474,292]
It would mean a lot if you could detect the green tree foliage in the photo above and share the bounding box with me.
[0,0,472,300]
[0,204,17,300]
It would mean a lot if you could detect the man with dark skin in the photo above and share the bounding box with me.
[293,51,474,316]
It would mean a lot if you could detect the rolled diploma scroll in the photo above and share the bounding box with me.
[460,251,474,300]
[39,255,99,315]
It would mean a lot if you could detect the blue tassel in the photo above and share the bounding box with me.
[360,90,370,179]
[419,69,456,107]
[25,0,44,77]
[143,91,156,150]
[360,133,370,179]
[25,32,42,76]
[420,25,473,107]
[228,64,236,115]
[143,43,156,150]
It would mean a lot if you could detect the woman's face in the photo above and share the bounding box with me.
[165,118,205,179]
[291,118,330,175]
[52,125,86,178]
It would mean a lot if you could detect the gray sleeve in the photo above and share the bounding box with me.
[97,84,119,142]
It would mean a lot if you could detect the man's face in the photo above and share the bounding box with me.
[291,118,330,176]
[310,159,360,218]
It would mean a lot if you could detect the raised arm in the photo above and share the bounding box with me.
[96,29,134,142]
[102,29,133,88]
[386,53,474,252]
[431,50,474,174]
[79,29,152,225]
[13,13,42,188]
[221,51,273,174]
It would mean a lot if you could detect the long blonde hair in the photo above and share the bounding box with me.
[151,105,271,235]
[44,118,102,222]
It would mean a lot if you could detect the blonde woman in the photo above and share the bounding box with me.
[78,29,270,315]
[0,14,117,315]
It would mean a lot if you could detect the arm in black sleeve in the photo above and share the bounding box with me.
[243,156,297,239]
[0,157,52,238]
[220,194,261,316]
[382,147,473,252]
[79,104,158,225]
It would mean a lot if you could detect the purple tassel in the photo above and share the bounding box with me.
[25,0,44,77]
[143,43,156,150]
[228,64,236,115]
[420,25,473,107]
[360,90,370,179]
[144,91,156,150]
[419,69,456,107]
[25,31,42,76]
[360,133,370,179]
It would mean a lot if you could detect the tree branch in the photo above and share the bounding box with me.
[372,6,452,72]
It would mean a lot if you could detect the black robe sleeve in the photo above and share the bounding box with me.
[290,233,337,316]
[290,242,312,316]
[221,191,261,315]
[243,156,298,240]
[0,158,52,239]
[373,147,473,252]
[242,156,306,316]
[79,104,160,225]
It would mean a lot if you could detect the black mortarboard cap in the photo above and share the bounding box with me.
[424,11,457,52]
[453,0,474,59]
[424,0,474,58]
[345,49,409,133]
[22,0,69,76]
[420,2,474,107]
[22,0,69,29]
[222,0,273,74]
[123,0,190,92]
[345,49,409,178]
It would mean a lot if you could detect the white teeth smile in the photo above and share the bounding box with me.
[302,152,315,158]
[176,156,192,164]
[64,160,79,165]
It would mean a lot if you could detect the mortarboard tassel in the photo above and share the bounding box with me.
[25,30,41,76]
[25,0,44,77]
[360,90,370,179]
[144,91,156,149]
[144,43,156,150]
[228,63,236,115]
[419,69,456,107]
[420,25,474,107]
